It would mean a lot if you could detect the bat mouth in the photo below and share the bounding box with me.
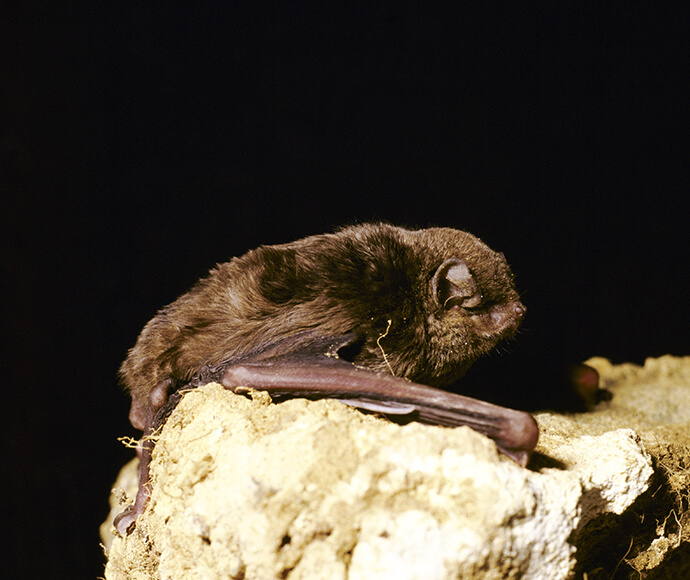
[473,301,525,340]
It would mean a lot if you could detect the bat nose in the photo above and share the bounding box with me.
[513,303,526,320]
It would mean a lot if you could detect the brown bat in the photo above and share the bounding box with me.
[114,223,539,535]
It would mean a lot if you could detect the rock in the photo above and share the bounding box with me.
[102,356,690,579]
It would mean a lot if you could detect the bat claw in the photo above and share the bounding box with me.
[496,447,531,467]
[113,505,138,536]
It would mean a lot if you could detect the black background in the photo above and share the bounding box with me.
[2,2,688,578]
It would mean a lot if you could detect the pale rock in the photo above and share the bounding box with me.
[103,356,690,579]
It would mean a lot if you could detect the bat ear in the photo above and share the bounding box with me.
[432,258,482,310]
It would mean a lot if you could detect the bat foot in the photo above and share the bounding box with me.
[115,379,171,536]
[113,473,152,536]
[113,505,138,537]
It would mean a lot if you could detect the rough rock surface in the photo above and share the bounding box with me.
[102,356,690,579]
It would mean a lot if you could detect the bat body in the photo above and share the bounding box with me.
[114,223,538,535]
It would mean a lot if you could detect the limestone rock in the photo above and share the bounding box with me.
[102,356,690,579]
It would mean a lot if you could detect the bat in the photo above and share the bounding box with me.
[113,223,540,535]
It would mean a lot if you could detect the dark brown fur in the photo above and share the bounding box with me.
[120,223,524,429]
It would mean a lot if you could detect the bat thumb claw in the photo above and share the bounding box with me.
[496,446,532,467]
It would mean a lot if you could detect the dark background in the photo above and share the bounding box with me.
[2,2,688,578]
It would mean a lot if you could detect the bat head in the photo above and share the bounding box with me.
[291,224,526,388]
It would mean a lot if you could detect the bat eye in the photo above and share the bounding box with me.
[432,258,483,310]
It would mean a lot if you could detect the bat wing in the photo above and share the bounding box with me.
[219,333,539,466]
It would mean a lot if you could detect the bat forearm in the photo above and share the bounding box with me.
[222,360,538,466]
